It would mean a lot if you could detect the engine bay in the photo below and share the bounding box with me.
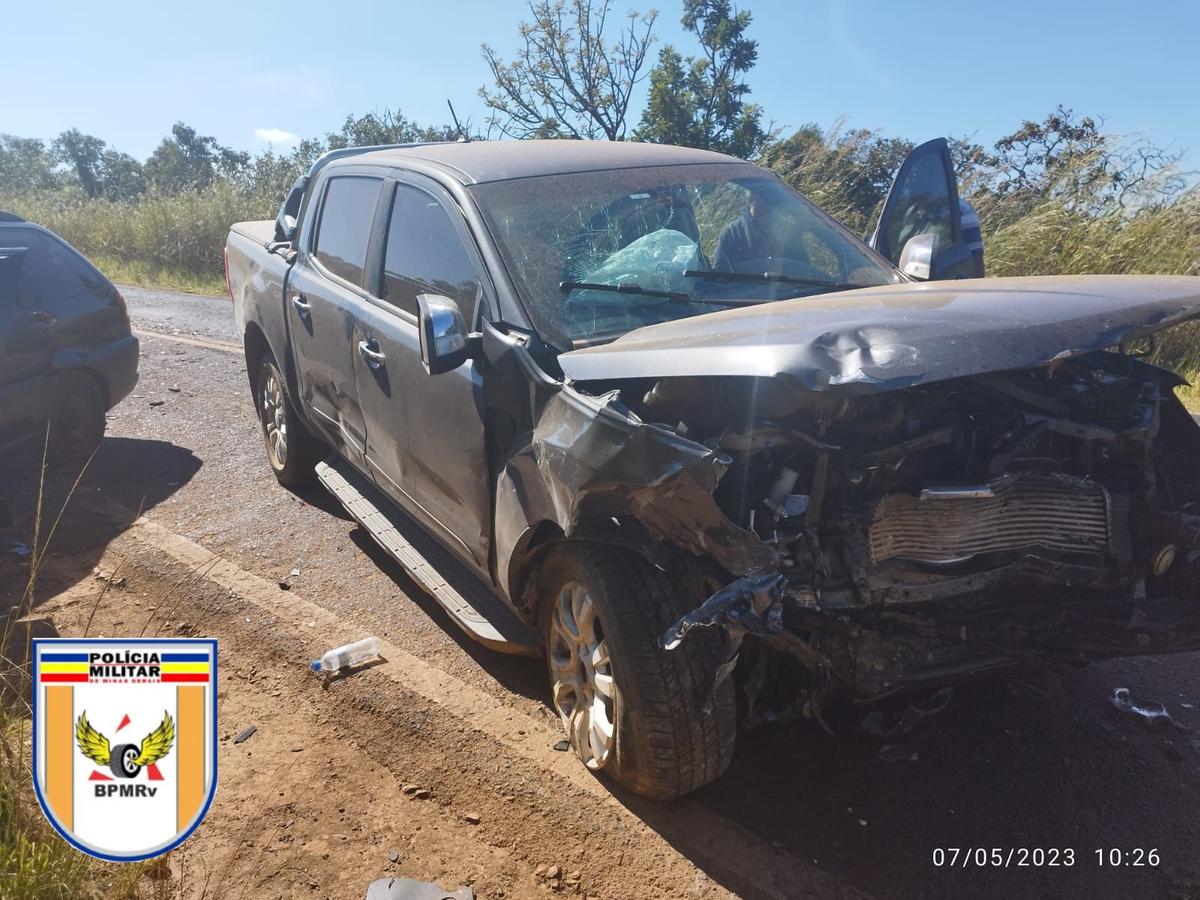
[608,351,1200,702]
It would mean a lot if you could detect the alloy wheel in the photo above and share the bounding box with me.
[260,368,288,468]
[548,580,618,769]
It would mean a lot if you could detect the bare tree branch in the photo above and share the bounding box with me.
[479,0,657,140]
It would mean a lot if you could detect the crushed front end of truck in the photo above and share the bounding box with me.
[505,277,1200,726]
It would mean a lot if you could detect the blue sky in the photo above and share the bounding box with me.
[6,0,1199,164]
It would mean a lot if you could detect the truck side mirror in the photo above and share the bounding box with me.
[273,177,307,243]
[898,232,939,281]
[273,213,297,244]
[417,294,470,375]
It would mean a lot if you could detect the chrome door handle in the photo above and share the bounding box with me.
[290,293,311,315]
[358,339,386,368]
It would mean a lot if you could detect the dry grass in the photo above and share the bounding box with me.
[0,183,272,288]
[89,256,227,297]
[0,438,160,899]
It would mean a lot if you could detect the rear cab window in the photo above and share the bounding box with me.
[312,176,383,287]
[380,183,479,320]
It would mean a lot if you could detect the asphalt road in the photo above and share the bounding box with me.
[120,284,239,343]
[9,285,1200,899]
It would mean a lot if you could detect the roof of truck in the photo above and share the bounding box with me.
[342,140,744,185]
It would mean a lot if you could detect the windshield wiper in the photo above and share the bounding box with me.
[559,280,693,302]
[682,269,857,291]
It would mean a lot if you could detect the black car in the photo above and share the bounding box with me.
[0,212,138,464]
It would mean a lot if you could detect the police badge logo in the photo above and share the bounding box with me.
[32,638,217,861]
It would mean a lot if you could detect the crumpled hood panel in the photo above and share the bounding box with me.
[557,275,1200,390]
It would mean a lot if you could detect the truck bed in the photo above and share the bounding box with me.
[230,219,276,248]
[226,220,293,357]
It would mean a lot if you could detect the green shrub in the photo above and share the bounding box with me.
[1,183,274,288]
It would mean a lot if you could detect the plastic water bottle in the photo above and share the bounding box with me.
[310,637,380,673]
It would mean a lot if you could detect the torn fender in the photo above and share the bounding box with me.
[494,381,777,602]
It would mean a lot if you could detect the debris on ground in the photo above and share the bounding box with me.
[311,637,381,673]
[1110,687,1171,728]
[365,877,473,900]
[552,739,570,751]
[92,566,127,588]
[861,686,954,756]
[462,811,481,825]
[233,725,257,744]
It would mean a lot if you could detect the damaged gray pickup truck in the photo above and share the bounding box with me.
[226,138,1200,799]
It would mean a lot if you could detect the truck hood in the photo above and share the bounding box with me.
[556,275,1200,391]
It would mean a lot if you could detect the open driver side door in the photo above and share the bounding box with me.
[869,138,980,280]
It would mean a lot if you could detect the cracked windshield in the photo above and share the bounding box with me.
[472,164,900,344]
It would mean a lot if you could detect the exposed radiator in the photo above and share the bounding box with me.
[868,473,1112,566]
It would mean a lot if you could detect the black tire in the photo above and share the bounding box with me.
[109,743,140,779]
[536,542,737,800]
[254,354,325,488]
[46,370,106,467]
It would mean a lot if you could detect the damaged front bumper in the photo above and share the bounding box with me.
[663,564,1200,706]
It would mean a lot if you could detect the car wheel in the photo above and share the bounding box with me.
[537,542,737,800]
[46,370,106,467]
[109,743,140,779]
[255,355,324,488]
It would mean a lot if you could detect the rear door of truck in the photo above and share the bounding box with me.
[285,171,387,458]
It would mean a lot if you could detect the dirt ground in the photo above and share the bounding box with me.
[3,288,1200,899]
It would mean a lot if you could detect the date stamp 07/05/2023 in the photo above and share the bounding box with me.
[931,848,1161,868]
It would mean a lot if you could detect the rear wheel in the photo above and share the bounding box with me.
[537,543,736,800]
[255,355,324,488]
[46,371,106,466]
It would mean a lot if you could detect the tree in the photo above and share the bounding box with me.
[51,129,146,201]
[52,129,107,197]
[0,134,59,193]
[762,123,913,234]
[324,109,464,150]
[969,106,1180,220]
[95,149,146,201]
[144,123,248,194]
[481,0,658,140]
[635,0,766,157]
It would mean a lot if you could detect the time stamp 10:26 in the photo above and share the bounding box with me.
[931,848,1160,867]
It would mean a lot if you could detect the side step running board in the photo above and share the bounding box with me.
[316,457,540,656]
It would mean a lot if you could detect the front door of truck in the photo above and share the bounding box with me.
[869,138,979,279]
[351,177,491,571]
[287,173,386,458]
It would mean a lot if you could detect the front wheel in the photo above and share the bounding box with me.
[537,543,737,800]
[255,355,324,488]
